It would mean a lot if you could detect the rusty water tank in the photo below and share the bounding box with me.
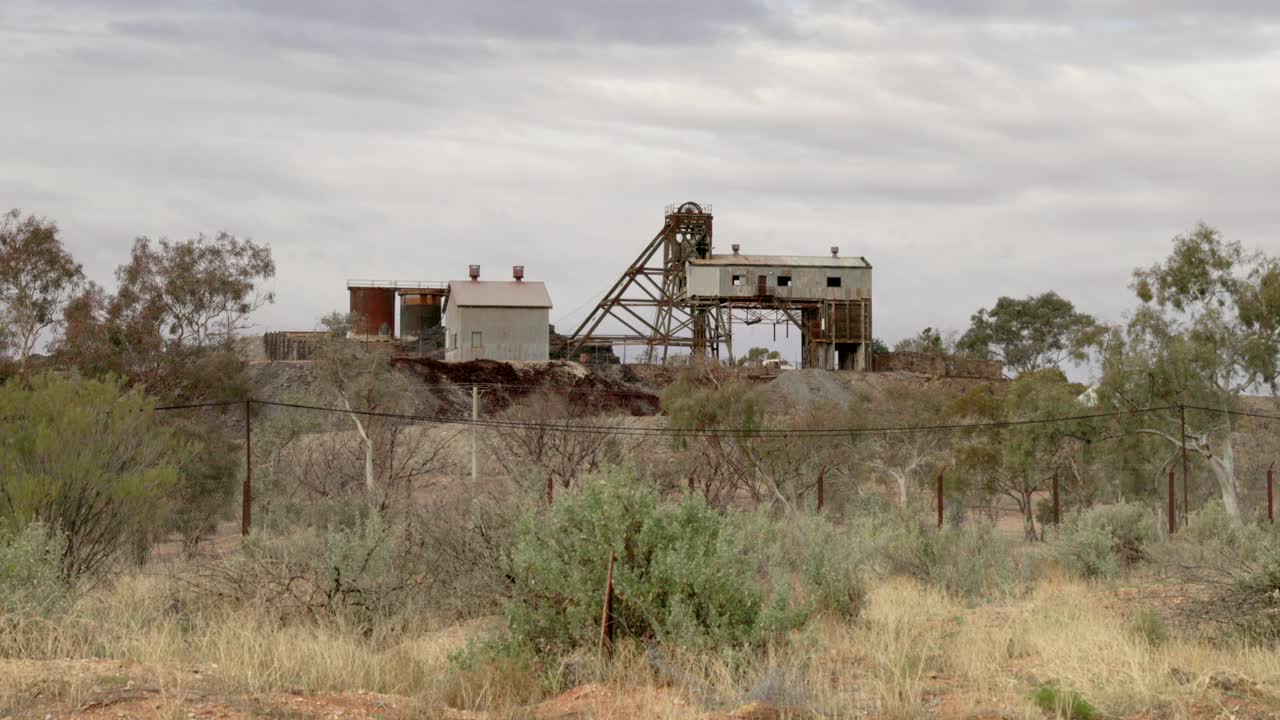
[349,286,396,337]
[399,289,444,339]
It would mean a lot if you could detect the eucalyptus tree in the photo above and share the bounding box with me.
[1099,223,1280,519]
[958,292,1103,376]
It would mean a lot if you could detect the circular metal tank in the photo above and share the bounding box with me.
[398,290,444,339]
[349,286,397,337]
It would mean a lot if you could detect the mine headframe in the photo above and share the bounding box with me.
[563,201,724,362]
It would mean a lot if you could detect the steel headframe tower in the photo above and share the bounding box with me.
[565,201,725,363]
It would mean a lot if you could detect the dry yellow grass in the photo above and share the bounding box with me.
[3,570,1279,719]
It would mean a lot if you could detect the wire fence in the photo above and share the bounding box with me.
[152,396,1280,537]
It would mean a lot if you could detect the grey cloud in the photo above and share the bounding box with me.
[4,0,1280,371]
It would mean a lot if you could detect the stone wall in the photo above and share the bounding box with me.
[872,351,1004,380]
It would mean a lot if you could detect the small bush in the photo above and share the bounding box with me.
[737,512,866,621]
[506,467,850,658]
[1053,503,1156,580]
[0,523,70,616]
[1033,683,1099,720]
[1163,501,1273,565]
[184,512,440,630]
[850,504,1034,602]
[1127,607,1170,647]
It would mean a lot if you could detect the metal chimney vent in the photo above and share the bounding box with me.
[830,246,839,258]
[513,265,524,281]
[468,265,480,281]
[731,243,740,256]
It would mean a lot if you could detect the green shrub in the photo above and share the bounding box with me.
[1053,503,1156,580]
[849,503,1033,602]
[0,374,191,580]
[736,511,865,621]
[506,467,847,657]
[1033,683,1098,720]
[1166,501,1274,564]
[0,523,70,616]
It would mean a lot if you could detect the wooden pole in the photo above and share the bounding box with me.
[471,386,479,485]
[817,468,825,513]
[1168,469,1177,535]
[242,399,252,536]
[599,552,617,658]
[1052,469,1060,527]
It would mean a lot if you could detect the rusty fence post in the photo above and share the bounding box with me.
[242,399,252,537]
[817,468,825,513]
[1168,469,1177,536]
[1052,469,1060,527]
[599,551,617,659]
[1268,462,1274,524]
[1180,404,1190,525]
[936,468,944,529]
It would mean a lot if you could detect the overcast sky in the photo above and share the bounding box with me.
[4,1,1279,371]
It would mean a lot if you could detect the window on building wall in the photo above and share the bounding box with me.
[732,274,743,287]
[449,333,457,349]
[471,331,483,349]
[777,275,792,287]
[827,276,842,288]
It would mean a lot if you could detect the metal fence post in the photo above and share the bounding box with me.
[1180,404,1190,524]
[817,468,825,513]
[1268,462,1274,524]
[599,551,617,658]
[1052,469,1060,527]
[936,468,944,529]
[242,399,252,536]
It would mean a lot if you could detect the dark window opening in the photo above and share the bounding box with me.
[777,275,792,287]
[732,274,743,287]
[827,276,842,288]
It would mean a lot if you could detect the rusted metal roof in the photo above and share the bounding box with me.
[689,254,872,269]
[446,280,553,309]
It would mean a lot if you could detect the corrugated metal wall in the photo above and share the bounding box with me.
[444,306,550,362]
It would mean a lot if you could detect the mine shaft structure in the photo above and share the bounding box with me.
[566,202,873,370]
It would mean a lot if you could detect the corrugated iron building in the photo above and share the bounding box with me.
[686,251,873,370]
[444,271,553,362]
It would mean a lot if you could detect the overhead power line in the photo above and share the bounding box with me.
[157,397,1175,439]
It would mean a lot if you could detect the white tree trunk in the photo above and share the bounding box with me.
[1211,433,1241,519]
[893,471,908,507]
[338,392,376,495]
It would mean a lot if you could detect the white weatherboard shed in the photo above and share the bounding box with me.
[444,278,553,362]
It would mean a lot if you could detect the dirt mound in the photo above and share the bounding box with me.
[392,357,661,417]
[764,370,854,414]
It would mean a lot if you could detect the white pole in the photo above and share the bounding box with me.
[472,385,479,483]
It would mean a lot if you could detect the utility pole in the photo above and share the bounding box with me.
[472,386,479,484]
[1168,469,1177,535]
